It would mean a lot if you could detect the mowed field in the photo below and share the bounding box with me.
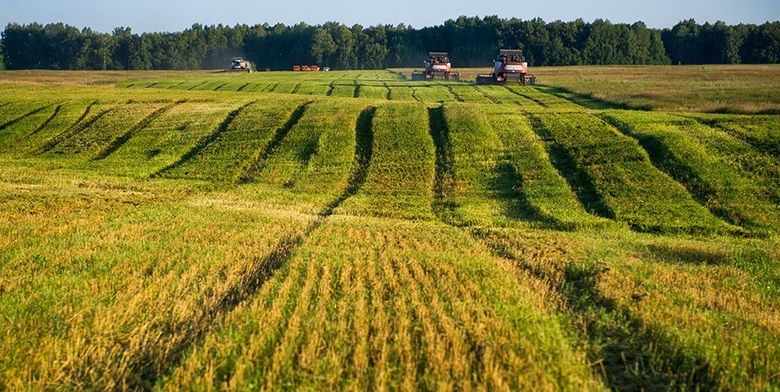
[0,67,778,390]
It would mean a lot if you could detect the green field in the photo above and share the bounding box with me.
[0,68,778,390]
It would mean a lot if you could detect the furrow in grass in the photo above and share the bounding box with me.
[239,101,312,183]
[336,102,436,220]
[158,104,379,388]
[158,98,304,182]
[353,84,361,98]
[689,114,780,159]
[602,111,779,234]
[532,113,731,234]
[213,83,229,91]
[29,104,63,136]
[264,82,279,93]
[475,86,501,104]
[382,81,391,100]
[94,101,184,161]
[503,86,547,107]
[320,107,375,215]
[184,80,206,90]
[152,100,257,177]
[326,80,335,96]
[0,104,53,133]
[38,106,116,153]
[219,254,310,389]
[432,103,613,230]
[443,84,464,102]
[236,82,250,92]
[471,228,719,390]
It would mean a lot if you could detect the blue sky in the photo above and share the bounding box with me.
[1,0,777,33]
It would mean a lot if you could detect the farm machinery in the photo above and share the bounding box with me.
[228,57,252,73]
[476,49,536,85]
[411,52,460,81]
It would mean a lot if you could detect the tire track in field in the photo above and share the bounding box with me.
[382,81,392,100]
[29,104,63,135]
[239,101,312,183]
[168,81,187,89]
[93,100,185,161]
[353,84,362,98]
[410,87,423,103]
[596,113,755,231]
[147,106,377,389]
[526,113,616,219]
[152,100,257,177]
[39,104,116,153]
[265,82,280,93]
[326,80,336,96]
[291,82,303,94]
[237,82,251,92]
[474,86,501,104]
[443,84,464,102]
[186,80,208,91]
[0,104,55,133]
[213,82,229,91]
[427,105,717,390]
[504,86,548,107]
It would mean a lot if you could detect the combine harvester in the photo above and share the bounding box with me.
[228,57,252,73]
[476,49,537,85]
[411,52,460,81]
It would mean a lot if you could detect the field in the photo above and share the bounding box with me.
[0,67,778,391]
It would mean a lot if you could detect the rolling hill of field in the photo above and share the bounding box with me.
[0,68,778,390]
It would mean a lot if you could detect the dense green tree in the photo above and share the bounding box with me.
[1,18,777,70]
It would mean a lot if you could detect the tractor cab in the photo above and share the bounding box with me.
[476,49,537,85]
[412,51,460,81]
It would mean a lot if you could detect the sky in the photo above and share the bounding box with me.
[0,0,778,33]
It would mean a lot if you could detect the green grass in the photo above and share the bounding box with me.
[0,68,777,391]
[337,102,436,220]
[533,113,731,234]
[160,97,306,182]
[604,111,779,234]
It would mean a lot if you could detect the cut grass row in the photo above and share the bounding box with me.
[532,112,732,234]
[436,102,612,230]
[337,102,436,220]
[604,111,779,234]
[158,217,599,391]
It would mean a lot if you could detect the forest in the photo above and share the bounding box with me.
[1,16,779,70]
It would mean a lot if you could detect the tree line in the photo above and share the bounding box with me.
[1,16,778,70]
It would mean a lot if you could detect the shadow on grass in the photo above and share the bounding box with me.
[527,115,616,220]
[239,101,311,183]
[153,100,258,178]
[492,160,559,227]
[136,105,378,390]
[471,229,718,391]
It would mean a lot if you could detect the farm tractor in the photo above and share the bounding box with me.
[476,49,537,85]
[228,57,252,73]
[411,52,460,81]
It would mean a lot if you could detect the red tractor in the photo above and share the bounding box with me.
[476,49,537,85]
[411,52,460,81]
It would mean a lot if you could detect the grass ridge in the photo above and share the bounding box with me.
[153,100,257,178]
[239,101,313,183]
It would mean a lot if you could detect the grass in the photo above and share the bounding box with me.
[532,112,731,234]
[604,111,779,235]
[0,68,777,390]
